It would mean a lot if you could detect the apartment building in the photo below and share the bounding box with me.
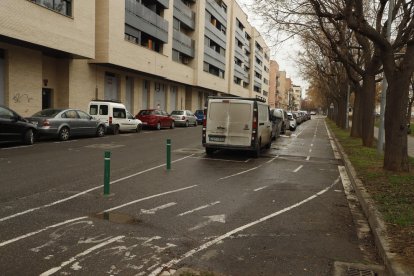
[0,0,270,116]
[268,60,279,108]
[292,84,302,110]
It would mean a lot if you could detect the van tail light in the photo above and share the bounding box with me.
[252,116,258,131]
[202,109,207,144]
[109,117,112,125]
[42,119,50,127]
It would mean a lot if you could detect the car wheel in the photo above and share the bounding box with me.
[23,129,34,145]
[170,121,175,129]
[59,127,70,141]
[265,136,272,149]
[253,140,261,158]
[185,121,189,127]
[205,147,215,156]
[112,125,119,135]
[156,122,161,130]
[96,125,105,137]
[136,124,142,133]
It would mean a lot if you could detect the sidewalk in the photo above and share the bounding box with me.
[374,127,414,157]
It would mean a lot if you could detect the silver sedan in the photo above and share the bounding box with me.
[28,108,106,141]
[170,110,197,127]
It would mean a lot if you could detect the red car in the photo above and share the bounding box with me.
[136,109,175,130]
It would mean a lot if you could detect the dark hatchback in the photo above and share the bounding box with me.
[0,105,37,145]
[194,109,204,125]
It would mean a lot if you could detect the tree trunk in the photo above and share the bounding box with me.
[384,73,410,172]
[351,88,362,138]
[360,74,376,147]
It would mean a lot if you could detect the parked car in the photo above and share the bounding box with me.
[136,109,175,130]
[194,109,204,125]
[88,100,142,134]
[203,97,272,157]
[0,105,37,145]
[28,108,106,141]
[272,108,288,134]
[287,112,297,131]
[170,110,197,127]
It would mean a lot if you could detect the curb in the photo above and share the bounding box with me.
[328,127,413,276]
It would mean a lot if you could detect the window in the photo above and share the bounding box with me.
[77,111,91,120]
[99,105,108,115]
[30,0,72,16]
[89,105,98,115]
[63,110,78,119]
[254,86,261,93]
[113,108,126,119]
[173,17,180,31]
[234,76,241,85]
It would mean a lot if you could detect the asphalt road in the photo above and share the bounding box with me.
[0,117,381,275]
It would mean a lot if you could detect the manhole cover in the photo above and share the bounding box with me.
[333,262,385,276]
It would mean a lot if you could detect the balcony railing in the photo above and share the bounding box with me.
[173,0,195,29]
[205,20,227,48]
[125,0,169,43]
[173,30,195,57]
[205,0,227,27]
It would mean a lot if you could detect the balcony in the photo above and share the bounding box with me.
[254,62,262,74]
[205,19,227,49]
[125,0,169,43]
[173,30,195,57]
[204,47,226,71]
[157,0,170,9]
[205,0,227,27]
[173,0,195,30]
[234,46,244,61]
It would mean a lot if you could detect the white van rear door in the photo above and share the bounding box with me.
[207,100,252,146]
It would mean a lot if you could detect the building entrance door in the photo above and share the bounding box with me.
[42,88,53,109]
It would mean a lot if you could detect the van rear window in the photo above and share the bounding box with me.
[89,105,98,115]
[99,105,108,115]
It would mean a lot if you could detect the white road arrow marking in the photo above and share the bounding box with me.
[140,202,177,215]
[189,214,226,231]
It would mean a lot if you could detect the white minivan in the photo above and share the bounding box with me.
[202,97,272,157]
[88,100,142,134]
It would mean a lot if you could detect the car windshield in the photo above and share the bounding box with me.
[32,109,62,117]
[171,111,184,115]
[195,110,203,115]
[138,110,154,116]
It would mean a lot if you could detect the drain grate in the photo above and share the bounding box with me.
[333,262,385,276]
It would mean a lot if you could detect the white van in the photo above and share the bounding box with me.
[88,100,142,134]
[202,97,272,157]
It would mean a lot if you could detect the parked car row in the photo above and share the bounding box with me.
[1,101,202,145]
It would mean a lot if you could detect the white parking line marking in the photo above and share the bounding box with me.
[218,166,259,180]
[306,156,310,161]
[0,155,194,223]
[0,185,197,247]
[311,144,314,147]
[149,177,340,276]
[254,186,268,192]
[325,121,341,159]
[0,217,88,248]
[140,202,177,215]
[40,235,124,276]
[178,201,220,217]
[293,165,303,173]
[102,185,197,213]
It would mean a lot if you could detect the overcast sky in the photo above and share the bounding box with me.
[235,0,309,95]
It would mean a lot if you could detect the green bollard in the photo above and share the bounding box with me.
[166,139,171,170]
[104,151,111,195]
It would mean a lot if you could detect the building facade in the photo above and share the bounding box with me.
[0,0,270,116]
